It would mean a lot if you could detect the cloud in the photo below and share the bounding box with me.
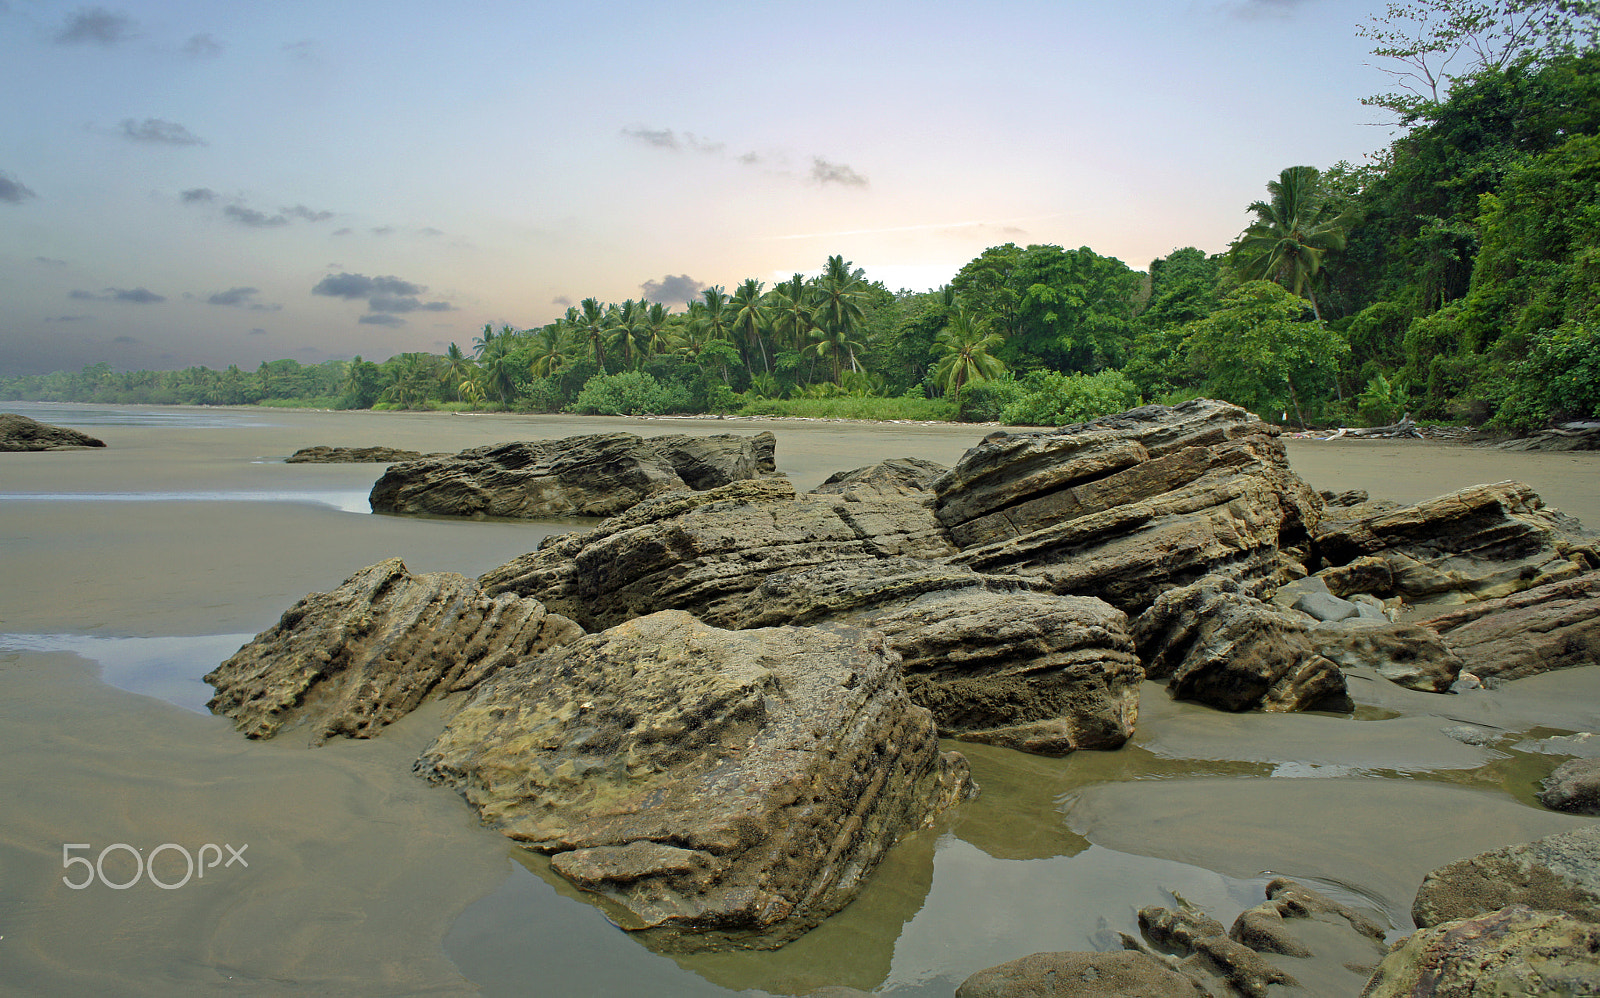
[248,328,267,335]
[45,315,92,322]
[1225,0,1308,18]
[35,256,69,266]
[368,295,455,314]
[358,313,405,327]
[1,171,36,204]
[206,287,259,306]
[183,33,221,58]
[314,272,453,322]
[811,157,868,187]
[70,287,166,303]
[552,295,573,307]
[284,204,333,222]
[180,187,216,203]
[112,335,138,344]
[120,118,206,146]
[419,227,444,237]
[640,274,706,304]
[54,7,135,45]
[371,226,394,236]
[282,39,317,63]
[622,127,680,149]
[215,201,334,227]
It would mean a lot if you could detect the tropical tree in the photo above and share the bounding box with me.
[1229,166,1359,319]
[932,308,1007,412]
[478,336,521,405]
[768,273,816,354]
[691,286,733,350]
[442,342,475,401]
[528,323,572,379]
[728,278,772,374]
[471,322,499,360]
[575,297,609,373]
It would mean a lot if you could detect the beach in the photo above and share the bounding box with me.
[2,402,1597,997]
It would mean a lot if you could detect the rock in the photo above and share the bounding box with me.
[1138,906,1228,952]
[955,950,1208,998]
[415,610,973,952]
[1492,420,1600,452]
[286,445,435,463]
[1316,555,1394,598]
[937,400,1322,616]
[1312,481,1597,605]
[1517,731,1600,758]
[479,479,956,631]
[368,431,777,519]
[0,412,106,451]
[1411,824,1600,928]
[1440,724,1498,746]
[723,559,1141,755]
[1131,575,1350,713]
[1243,877,1387,943]
[1360,905,1600,998]
[809,457,947,499]
[1293,590,1360,622]
[1539,758,1600,815]
[1133,904,1297,998]
[1416,570,1600,681]
[204,558,582,743]
[1309,619,1464,693]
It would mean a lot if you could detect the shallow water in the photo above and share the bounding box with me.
[2,403,1597,997]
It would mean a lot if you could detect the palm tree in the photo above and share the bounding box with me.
[442,342,475,400]
[1230,166,1359,319]
[639,301,674,357]
[691,286,733,349]
[576,297,609,373]
[528,323,572,379]
[933,308,1006,411]
[768,273,815,355]
[727,278,771,374]
[604,299,646,371]
[811,256,868,382]
[479,337,519,404]
[471,322,499,360]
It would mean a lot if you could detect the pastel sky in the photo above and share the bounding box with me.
[1,0,1395,377]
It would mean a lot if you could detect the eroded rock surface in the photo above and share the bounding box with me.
[1411,823,1600,928]
[1540,758,1600,815]
[0,412,105,451]
[205,558,582,743]
[415,610,973,951]
[1361,905,1600,998]
[1417,570,1600,680]
[287,445,434,463]
[956,950,1208,998]
[369,430,777,518]
[809,457,947,499]
[936,400,1321,615]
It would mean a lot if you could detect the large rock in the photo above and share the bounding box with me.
[1416,570,1600,680]
[1361,905,1600,998]
[936,400,1322,615]
[0,412,105,451]
[955,951,1208,998]
[204,558,582,743]
[1131,575,1350,712]
[1492,420,1600,452]
[415,610,973,951]
[1540,759,1600,815]
[479,479,957,631]
[1312,481,1597,605]
[1411,824,1600,929]
[727,558,1141,755]
[1309,619,1464,693]
[809,457,947,499]
[368,430,777,518]
[286,445,434,463]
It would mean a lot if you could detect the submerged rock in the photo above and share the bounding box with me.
[1411,823,1600,928]
[0,412,105,451]
[415,610,973,952]
[1540,758,1600,815]
[1417,570,1600,680]
[955,950,1208,998]
[1361,905,1600,998]
[204,558,582,743]
[369,430,777,519]
[286,445,434,463]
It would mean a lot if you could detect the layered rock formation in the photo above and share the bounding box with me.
[1417,571,1600,680]
[0,412,105,451]
[1361,906,1600,998]
[287,445,433,463]
[205,558,582,743]
[809,457,947,499]
[369,430,777,518]
[415,610,973,951]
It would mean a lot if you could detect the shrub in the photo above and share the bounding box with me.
[1000,370,1142,426]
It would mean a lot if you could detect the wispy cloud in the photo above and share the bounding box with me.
[54,6,135,45]
[183,33,222,58]
[181,189,335,227]
[314,272,454,325]
[120,118,206,146]
[358,313,404,327]
[810,157,867,188]
[623,125,868,189]
[1,171,37,204]
[769,211,1071,241]
[70,287,166,303]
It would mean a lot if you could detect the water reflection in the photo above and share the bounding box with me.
[2,401,278,428]
[0,490,373,514]
[0,632,252,711]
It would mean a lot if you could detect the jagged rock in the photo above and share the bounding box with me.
[0,412,105,451]
[1417,571,1600,680]
[665,557,1138,756]
[478,479,956,631]
[1491,420,1600,452]
[415,610,973,952]
[1310,620,1464,693]
[1361,905,1600,998]
[1139,906,1228,952]
[1312,481,1597,605]
[809,457,947,499]
[1232,878,1387,951]
[286,445,435,463]
[1539,758,1600,815]
[955,950,1208,998]
[368,430,777,519]
[204,558,582,743]
[1131,575,1350,712]
[936,400,1322,616]
[1135,903,1298,998]
[1411,824,1600,929]
[1316,555,1394,598]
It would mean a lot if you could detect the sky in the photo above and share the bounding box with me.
[0,0,1397,377]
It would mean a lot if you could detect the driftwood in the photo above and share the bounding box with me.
[1327,415,1422,440]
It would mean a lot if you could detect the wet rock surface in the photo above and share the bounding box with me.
[368,430,777,518]
[1417,570,1600,680]
[1540,758,1600,814]
[204,557,583,743]
[1361,905,1600,998]
[1411,823,1600,928]
[0,412,106,450]
[955,950,1209,998]
[415,610,973,951]
[286,444,436,463]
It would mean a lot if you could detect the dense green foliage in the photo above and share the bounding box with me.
[7,14,1598,431]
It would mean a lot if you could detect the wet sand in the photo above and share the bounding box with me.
[1,402,1597,997]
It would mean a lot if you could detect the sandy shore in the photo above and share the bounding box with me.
[2,402,1596,996]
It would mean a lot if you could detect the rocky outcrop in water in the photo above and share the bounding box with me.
[369,430,777,518]
[1410,823,1600,928]
[415,609,973,952]
[1416,570,1600,680]
[0,412,105,451]
[956,951,1209,998]
[934,400,1322,616]
[204,558,582,743]
[1540,759,1600,814]
[287,445,435,463]
[1361,906,1600,998]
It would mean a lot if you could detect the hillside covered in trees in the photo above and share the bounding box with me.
[7,3,1597,431]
